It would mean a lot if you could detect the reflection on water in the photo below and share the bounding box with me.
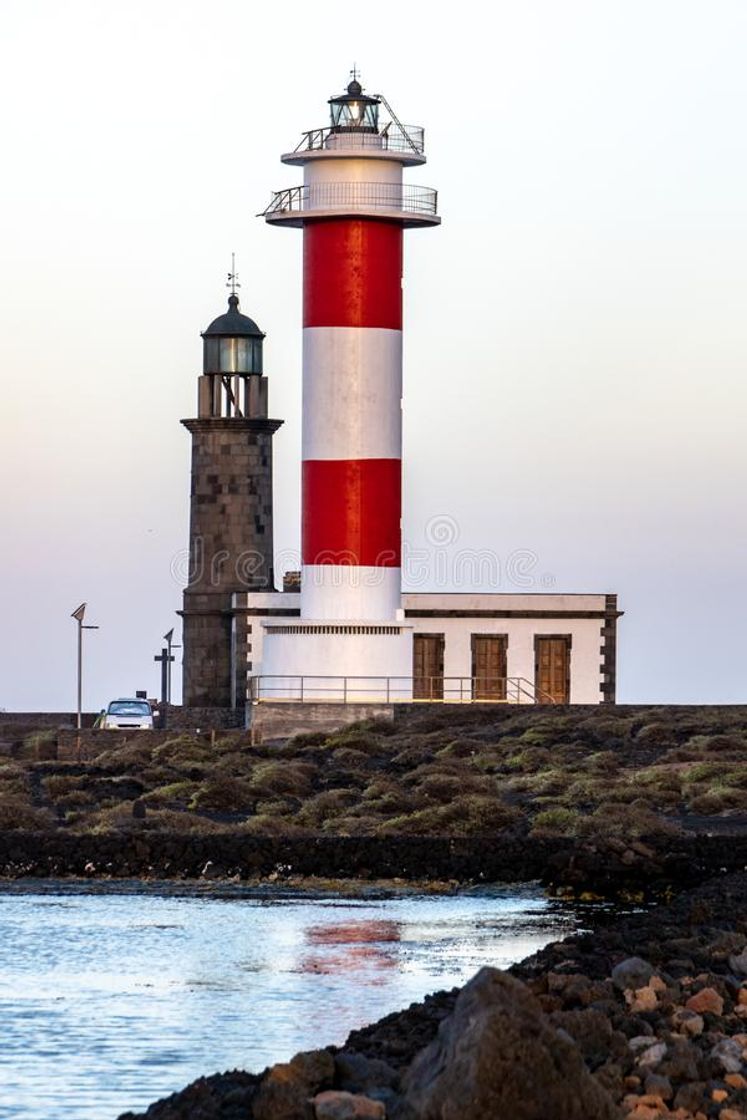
[0,884,581,1120]
[300,919,401,978]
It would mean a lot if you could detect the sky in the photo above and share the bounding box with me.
[1,0,746,709]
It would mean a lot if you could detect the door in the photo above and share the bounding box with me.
[413,634,445,699]
[535,636,571,703]
[471,635,507,700]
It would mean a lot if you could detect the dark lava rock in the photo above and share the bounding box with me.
[334,1052,399,1094]
[117,1070,259,1120]
[253,1049,335,1120]
[401,967,620,1119]
[611,956,655,991]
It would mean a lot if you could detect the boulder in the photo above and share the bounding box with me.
[685,986,724,1016]
[402,967,620,1119]
[253,1049,335,1120]
[710,1037,744,1074]
[334,1053,399,1094]
[612,958,655,992]
[312,1091,385,1119]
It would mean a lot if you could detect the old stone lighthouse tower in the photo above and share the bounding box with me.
[180,289,283,708]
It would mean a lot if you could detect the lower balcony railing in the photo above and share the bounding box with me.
[261,181,438,219]
[249,676,555,704]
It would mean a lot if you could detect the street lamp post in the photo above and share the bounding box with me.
[163,628,181,704]
[71,603,99,732]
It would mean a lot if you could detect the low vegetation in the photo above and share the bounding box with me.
[1,707,746,839]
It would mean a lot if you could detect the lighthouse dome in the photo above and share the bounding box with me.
[202,293,264,339]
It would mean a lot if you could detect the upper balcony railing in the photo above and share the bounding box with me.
[294,123,425,156]
[261,181,438,219]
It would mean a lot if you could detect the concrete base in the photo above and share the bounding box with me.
[249,701,395,741]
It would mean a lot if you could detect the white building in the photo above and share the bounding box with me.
[234,588,621,706]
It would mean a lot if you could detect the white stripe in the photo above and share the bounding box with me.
[301,565,402,621]
[303,327,402,461]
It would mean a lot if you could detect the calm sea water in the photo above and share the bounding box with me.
[0,881,580,1120]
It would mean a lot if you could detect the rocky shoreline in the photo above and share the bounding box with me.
[119,870,747,1120]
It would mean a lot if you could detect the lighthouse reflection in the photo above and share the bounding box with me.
[296,919,401,983]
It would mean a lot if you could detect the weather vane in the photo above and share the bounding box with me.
[226,252,240,295]
[350,63,360,83]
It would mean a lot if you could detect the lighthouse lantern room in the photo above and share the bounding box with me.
[258,77,440,700]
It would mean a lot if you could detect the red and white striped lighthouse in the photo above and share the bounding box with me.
[260,76,439,698]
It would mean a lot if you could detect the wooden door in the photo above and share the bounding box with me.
[471,635,507,700]
[535,636,571,703]
[413,634,445,700]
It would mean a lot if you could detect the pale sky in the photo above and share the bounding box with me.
[1,0,745,709]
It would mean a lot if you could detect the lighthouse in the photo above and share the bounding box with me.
[258,76,439,699]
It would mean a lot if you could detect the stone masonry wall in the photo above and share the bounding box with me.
[181,419,279,708]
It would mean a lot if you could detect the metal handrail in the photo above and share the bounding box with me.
[249,675,555,705]
[262,181,438,219]
[294,123,425,155]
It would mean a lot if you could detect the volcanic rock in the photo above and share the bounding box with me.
[401,967,619,1119]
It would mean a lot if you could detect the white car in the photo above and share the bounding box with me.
[99,698,154,730]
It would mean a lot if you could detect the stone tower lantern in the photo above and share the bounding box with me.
[179,289,283,711]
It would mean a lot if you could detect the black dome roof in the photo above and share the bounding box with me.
[202,294,264,338]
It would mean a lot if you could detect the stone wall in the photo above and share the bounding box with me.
[0,712,96,730]
[1,830,747,894]
[159,705,245,731]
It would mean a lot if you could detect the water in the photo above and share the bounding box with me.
[0,882,580,1120]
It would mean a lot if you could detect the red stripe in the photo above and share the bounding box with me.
[302,458,401,567]
[304,219,403,329]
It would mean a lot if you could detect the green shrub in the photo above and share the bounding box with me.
[323,730,384,756]
[56,789,95,810]
[635,722,677,748]
[241,814,309,836]
[530,808,581,836]
[190,777,255,812]
[376,795,519,837]
[93,739,154,770]
[43,775,82,800]
[435,738,483,760]
[142,809,225,833]
[253,797,298,818]
[143,781,200,805]
[153,736,214,766]
[687,787,747,814]
[681,761,730,784]
[286,730,330,749]
[329,748,374,773]
[500,747,552,773]
[585,750,621,773]
[634,766,683,792]
[248,761,315,798]
[579,803,681,839]
[296,788,360,827]
[0,796,54,830]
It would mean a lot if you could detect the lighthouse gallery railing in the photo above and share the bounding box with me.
[261,181,438,219]
[294,123,426,156]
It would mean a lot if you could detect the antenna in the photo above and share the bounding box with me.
[226,252,241,296]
